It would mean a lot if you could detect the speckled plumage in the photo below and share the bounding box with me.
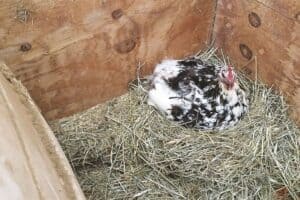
[148,57,249,130]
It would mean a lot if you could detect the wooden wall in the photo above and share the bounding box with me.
[0,63,85,199]
[1,0,299,124]
[0,0,216,120]
[214,0,300,125]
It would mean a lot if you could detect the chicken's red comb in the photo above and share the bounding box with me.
[228,66,234,80]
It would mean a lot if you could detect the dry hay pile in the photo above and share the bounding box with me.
[50,52,300,200]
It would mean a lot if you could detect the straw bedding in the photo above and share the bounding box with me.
[50,52,300,200]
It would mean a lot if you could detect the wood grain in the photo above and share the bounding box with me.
[0,0,215,120]
[214,0,300,125]
[0,63,85,199]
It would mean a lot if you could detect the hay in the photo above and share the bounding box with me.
[50,51,300,200]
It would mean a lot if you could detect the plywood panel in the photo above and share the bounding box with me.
[0,63,85,199]
[0,0,216,120]
[214,0,300,125]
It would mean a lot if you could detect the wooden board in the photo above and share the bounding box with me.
[214,0,300,125]
[0,63,85,200]
[0,0,216,120]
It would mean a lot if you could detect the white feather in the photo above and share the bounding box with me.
[153,60,182,80]
[148,82,178,117]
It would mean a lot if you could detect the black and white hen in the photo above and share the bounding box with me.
[147,57,248,130]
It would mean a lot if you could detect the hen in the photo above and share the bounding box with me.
[147,56,248,130]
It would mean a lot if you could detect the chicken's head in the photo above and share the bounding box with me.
[219,66,236,90]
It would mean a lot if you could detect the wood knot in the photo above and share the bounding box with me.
[112,9,123,20]
[239,44,253,60]
[295,12,300,22]
[20,42,32,52]
[248,12,261,27]
[114,39,136,54]
[16,8,30,23]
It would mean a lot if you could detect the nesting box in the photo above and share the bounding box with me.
[0,0,299,199]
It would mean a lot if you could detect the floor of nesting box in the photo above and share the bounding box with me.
[49,74,300,199]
